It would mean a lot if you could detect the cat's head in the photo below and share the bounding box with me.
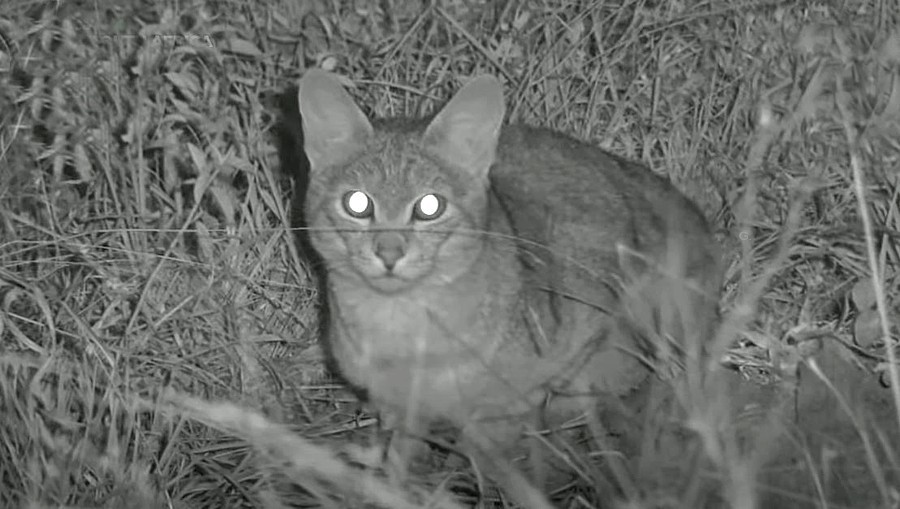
[297,70,506,294]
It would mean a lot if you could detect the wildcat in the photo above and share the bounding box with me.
[295,69,722,489]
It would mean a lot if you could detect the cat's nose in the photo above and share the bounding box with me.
[373,232,406,271]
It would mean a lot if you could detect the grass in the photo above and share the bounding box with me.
[1,0,899,507]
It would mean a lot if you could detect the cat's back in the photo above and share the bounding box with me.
[492,123,719,280]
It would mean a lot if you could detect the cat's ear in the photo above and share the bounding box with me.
[423,75,505,179]
[297,69,374,172]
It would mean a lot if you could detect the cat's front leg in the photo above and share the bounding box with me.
[378,408,435,484]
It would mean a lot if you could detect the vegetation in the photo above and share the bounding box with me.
[1,0,898,507]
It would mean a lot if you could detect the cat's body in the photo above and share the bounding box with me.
[296,70,721,472]
[306,118,548,428]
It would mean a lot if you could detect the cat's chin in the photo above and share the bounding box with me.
[364,274,415,295]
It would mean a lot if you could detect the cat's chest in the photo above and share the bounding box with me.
[325,288,485,414]
[327,285,488,370]
[337,292,433,352]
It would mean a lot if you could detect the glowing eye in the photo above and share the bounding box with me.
[342,190,373,218]
[413,193,446,221]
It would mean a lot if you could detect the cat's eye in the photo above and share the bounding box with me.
[413,193,446,221]
[342,190,374,219]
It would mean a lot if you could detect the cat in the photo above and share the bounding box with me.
[294,69,722,489]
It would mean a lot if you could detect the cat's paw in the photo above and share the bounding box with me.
[383,431,432,483]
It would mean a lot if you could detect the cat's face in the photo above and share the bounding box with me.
[305,128,491,294]
[297,70,506,295]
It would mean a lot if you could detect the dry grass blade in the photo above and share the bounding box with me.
[157,391,466,509]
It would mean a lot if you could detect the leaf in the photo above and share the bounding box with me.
[880,30,900,65]
[52,153,65,182]
[851,278,877,310]
[195,220,212,261]
[512,10,530,30]
[224,37,262,58]
[321,55,338,71]
[187,143,208,177]
[72,143,93,182]
[850,278,893,348]
[256,179,279,219]
[208,183,236,227]
[164,71,200,101]
[796,24,825,54]
[853,309,882,348]
[188,143,211,204]
[880,73,900,120]
[160,130,179,193]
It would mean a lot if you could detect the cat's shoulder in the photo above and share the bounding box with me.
[499,122,583,147]
[490,122,711,236]
[496,123,632,173]
[492,123,639,197]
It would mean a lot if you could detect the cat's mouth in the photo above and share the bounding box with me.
[365,271,413,294]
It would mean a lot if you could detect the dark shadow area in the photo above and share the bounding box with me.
[270,82,360,397]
